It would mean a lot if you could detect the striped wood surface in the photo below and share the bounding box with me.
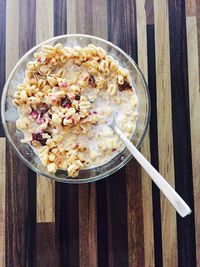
[0,0,199,266]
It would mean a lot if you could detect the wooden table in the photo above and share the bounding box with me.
[0,0,199,266]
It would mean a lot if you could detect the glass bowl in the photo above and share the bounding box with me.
[1,34,150,183]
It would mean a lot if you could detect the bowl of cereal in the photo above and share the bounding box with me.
[1,34,150,183]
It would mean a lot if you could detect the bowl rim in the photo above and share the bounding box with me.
[1,33,151,184]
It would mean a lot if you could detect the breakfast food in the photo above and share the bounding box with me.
[12,43,139,177]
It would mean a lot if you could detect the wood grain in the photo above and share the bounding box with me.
[2,0,200,265]
[96,180,109,267]
[36,223,58,267]
[6,0,19,75]
[186,15,200,266]
[126,160,145,267]
[136,0,155,266]
[0,0,6,136]
[106,170,129,267]
[0,139,6,267]
[67,0,107,265]
[53,2,80,266]
[5,1,36,266]
[186,0,197,16]
[92,0,108,38]
[79,185,97,267]
[107,1,139,266]
[123,1,146,266]
[54,0,67,36]
[36,0,54,45]
[168,0,196,266]
[36,178,55,222]
[154,0,178,266]
[56,184,79,267]
[36,0,55,224]
[146,2,163,265]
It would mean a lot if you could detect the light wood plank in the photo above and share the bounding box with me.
[36,177,55,223]
[36,0,54,44]
[36,0,55,223]
[186,16,200,266]
[68,0,85,34]
[6,0,19,75]
[5,1,19,263]
[67,0,76,33]
[92,0,108,38]
[154,1,178,266]
[136,0,155,266]
[0,139,6,267]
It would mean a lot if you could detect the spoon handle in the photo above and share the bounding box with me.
[113,124,191,217]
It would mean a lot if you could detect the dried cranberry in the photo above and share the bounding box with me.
[37,57,42,63]
[61,82,68,87]
[75,95,81,101]
[88,75,97,88]
[31,110,39,120]
[61,97,71,107]
[118,81,132,91]
[37,117,45,125]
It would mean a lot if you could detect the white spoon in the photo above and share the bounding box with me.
[109,114,191,217]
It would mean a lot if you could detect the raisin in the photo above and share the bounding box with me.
[118,81,132,91]
[61,97,72,107]
[32,131,46,146]
[31,130,51,146]
[75,95,81,100]
[39,103,50,117]
[88,75,97,88]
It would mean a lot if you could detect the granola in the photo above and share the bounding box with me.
[13,43,139,177]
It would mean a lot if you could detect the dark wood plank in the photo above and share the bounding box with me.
[126,160,145,267]
[106,169,129,267]
[78,184,97,267]
[168,0,196,266]
[106,1,149,266]
[54,0,67,36]
[0,0,6,137]
[0,138,6,267]
[36,223,58,267]
[108,0,137,60]
[122,1,146,266]
[6,156,36,267]
[106,1,140,266]
[56,184,79,267]
[96,180,109,267]
[19,0,36,55]
[54,2,80,266]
